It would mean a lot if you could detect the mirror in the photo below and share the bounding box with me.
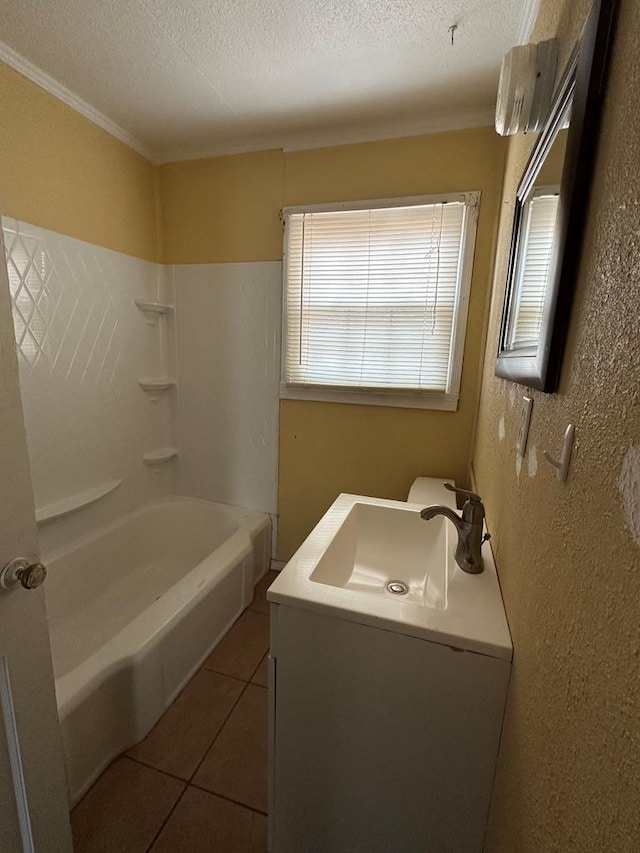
[495,0,617,391]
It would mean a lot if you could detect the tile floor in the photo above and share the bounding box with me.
[70,570,278,853]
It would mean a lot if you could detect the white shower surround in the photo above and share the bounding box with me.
[172,261,281,517]
[3,219,281,549]
[3,218,176,554]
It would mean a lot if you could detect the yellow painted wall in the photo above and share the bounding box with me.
[159,150,284,264]
[474,0,640,849]
[159,128,506,559]
[0,62,160,261]
[279,132,505,557]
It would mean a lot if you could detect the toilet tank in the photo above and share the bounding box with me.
[406,476,456,506]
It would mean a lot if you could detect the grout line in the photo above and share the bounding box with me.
[124,754,189,785]
[138,673,268,849]
[200,666,253,685]
[203,635,270,685]
[188,681,249,783]
[188,781,268,816]
[247,649,270,685]
[144,782,189,853]
[200,662,261,683]
[124,661,268,786]
[75,604,272,843]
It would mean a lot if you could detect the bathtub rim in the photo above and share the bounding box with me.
[42,492,265,566]
[49,495,270,713]
[44,494,271,804]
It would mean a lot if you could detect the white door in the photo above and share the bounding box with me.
[0,226,73,851]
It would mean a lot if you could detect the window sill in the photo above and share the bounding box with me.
[279,384,459,411]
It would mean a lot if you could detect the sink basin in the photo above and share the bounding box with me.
[268,492,512,660]
[310,501,449,610]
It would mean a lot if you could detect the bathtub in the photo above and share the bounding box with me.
[43,495,271,805]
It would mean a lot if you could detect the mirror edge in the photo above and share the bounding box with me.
[495,0,618,393]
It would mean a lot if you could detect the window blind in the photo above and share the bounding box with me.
[282,200,472,395]
[508,192,559,349]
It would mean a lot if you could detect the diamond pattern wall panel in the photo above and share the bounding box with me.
[3,218,175,555]
[173,262,281,515]
[3,219,280,553]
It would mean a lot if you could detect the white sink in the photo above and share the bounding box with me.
[310,501,449,610]
[268,493,512,660]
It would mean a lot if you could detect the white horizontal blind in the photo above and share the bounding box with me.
[508,192,559,349]
[283,201,470,394]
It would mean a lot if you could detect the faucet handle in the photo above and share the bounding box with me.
[443,482,482,505]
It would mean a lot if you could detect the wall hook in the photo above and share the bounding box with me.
[448,24,457,46]
[542,424,575,482]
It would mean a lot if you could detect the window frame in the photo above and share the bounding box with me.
[280,192,480,411]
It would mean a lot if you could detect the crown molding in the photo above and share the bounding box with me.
[0,40,497,167]
[0,41,156,162]
[157,106,496,165]
[515,0,543,44]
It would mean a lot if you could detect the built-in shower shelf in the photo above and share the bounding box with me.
[36,479,123,524]
[134,300,174,326]
[138,377,177,401]
[143,447,179,466]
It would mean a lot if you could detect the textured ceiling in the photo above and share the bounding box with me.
[0,0,534,162]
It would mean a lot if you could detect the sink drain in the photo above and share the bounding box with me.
[386,580,409,595]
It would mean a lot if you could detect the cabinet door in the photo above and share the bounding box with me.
[270,605,510,853]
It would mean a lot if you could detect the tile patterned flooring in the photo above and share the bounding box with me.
[70,571,278,853]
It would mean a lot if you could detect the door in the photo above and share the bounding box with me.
[0,225,73,851]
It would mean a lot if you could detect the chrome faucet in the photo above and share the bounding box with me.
[420,483,490,574]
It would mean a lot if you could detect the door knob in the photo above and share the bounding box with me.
[0,558,47,591]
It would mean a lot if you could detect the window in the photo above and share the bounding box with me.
[280,193,479,410]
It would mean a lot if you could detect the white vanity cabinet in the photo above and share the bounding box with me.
[268,603,510,853]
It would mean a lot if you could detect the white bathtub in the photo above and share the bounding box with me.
[44,495,271,805]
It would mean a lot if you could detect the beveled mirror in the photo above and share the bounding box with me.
[495,0,617,391]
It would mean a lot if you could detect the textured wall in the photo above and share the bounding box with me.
[474,0,640,849]
[0,62,160,262]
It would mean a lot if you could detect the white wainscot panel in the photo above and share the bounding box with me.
[173,262,281,515]
[2,218,175,553]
